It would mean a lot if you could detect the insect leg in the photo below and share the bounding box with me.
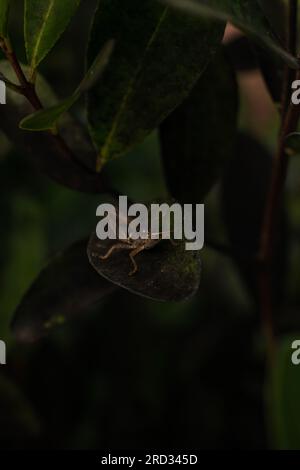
[128,246,146,276]
[99,242,131,260]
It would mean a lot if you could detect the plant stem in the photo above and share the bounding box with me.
[259,0,299,366]
[0,37,88,166]
[0,38,29,88]
[0,70,22,94]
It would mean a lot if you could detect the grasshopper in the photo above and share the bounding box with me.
[97,208,176,276]
[99,236,163,276]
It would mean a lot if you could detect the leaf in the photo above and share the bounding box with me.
[0,0,10,38]
[25,0,81,70]
[87,0,225,169]
[88,233,201,303]
[160,50,238,204]
[11,240,115,343]
[269,335,300,449]
[162,0,298,68]
[78,40,114,94]
[20,95,76,132]
[0,60,109,193]
[20,40,114,132]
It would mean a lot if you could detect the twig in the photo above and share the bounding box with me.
[0,38,29,88]
[0,37,90,167]
[259,0,300,366]
[0,70,22,94]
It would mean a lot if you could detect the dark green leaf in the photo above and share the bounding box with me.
[88,231,201,302]
[0,0,10,37]
[163,0,298,68]
[87,0,225,169]
[20,95,76,132]
[160,50,238,204]
[78,39,114,94]
[11,240,115,343]
[269,335,300,449]
[25,0,81,70]
[20,40,114,132]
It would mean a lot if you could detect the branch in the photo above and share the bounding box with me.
[0,70,22,94]
[258,0,299,366]
[0,37,92,169]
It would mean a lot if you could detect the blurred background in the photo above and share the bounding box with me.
[0,0,300,450]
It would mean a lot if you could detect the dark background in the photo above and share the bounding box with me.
[1,0,299,450]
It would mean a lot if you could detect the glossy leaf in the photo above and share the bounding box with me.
[25,0,81,69]
[160,50,238,204]
[163,0,298,68]
[20,40,114,132]
[270,336,300,449]
[0,0,10,37]
[88,233,201,302]
[0,60,109,193]
[20,95,76,132]
[11,240,115,343]
[87,0,225,169]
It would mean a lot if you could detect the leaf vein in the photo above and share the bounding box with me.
[99,6,169,163]
[31,0,55,68]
